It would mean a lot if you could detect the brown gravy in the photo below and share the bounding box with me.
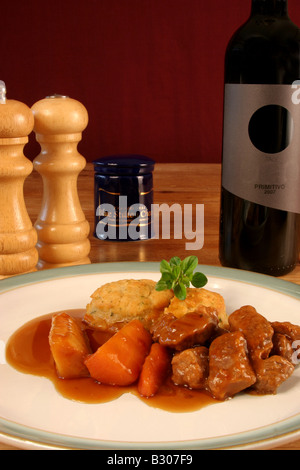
[5,309,218,413]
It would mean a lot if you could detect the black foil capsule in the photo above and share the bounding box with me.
[93,155,155,241]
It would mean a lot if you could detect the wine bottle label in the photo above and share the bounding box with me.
[222,84,300,214]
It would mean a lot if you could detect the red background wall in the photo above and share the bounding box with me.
[2,0,300,163]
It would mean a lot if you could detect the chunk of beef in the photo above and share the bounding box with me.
[151,306,218,351]
[171,346,209,390]
[271,321,300,342]
[251,356,294,395]
[271,333,294,363]
[228,305,274,360]
[207,331,256,400]
[271,322,300,365]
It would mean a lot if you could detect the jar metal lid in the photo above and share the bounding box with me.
[93,154,155,176]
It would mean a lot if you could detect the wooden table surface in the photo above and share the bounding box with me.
[1,163,299,450]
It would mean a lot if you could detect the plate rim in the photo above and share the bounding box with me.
[0,261,299,299]
[1,409,300,451]
[0,261,300,450]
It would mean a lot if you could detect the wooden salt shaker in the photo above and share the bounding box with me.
[31,95,91,269]
[0,81,38,279]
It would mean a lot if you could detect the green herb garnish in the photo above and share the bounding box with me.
[155,256,208,300]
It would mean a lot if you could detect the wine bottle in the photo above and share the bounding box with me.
[219,0,300,276]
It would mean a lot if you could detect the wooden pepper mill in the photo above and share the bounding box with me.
[31,95,91,269]
[0,80,38,279]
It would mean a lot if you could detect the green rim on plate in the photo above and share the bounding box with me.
[0,262,299,299]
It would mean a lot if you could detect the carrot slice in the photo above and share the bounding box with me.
[138,343,171,397]
[84,319,152,386]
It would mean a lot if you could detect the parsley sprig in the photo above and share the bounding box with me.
[155,256,208,300]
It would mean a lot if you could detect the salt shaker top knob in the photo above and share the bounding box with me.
[0,80,6,103]
[31,94,88,136]
[0,80,34,138]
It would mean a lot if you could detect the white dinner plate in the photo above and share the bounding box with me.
[0,262,300,450]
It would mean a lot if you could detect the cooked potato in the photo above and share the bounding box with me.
[84,279,174,332]
[49,312,91,379]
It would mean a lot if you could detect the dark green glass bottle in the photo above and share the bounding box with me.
[219,0,300,276]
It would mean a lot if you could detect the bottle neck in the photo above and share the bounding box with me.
[251,0,288,16]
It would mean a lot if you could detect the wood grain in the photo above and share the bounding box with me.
[1,163,299,450]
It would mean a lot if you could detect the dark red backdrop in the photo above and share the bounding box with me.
[2,0,300,163]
